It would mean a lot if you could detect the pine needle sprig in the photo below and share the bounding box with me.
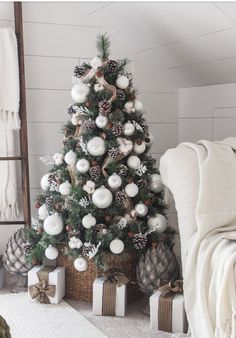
[96,33,111,61]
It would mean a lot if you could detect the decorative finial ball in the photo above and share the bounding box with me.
[127,156,141,170]
[43,213,63,236]
[64,150,77,166]
[45,245,59,260]
[59,181,72,196]
[82,214,96,229]
[92,186,113,209]
[87,137,106,156]
[76,159,90,173]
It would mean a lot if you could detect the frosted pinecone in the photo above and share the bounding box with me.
[67,105,77,116]
[89,165,101,182]
[93,223,107,234]
[112,123,124,136]
[115,191,127,206]
[108,147,120,158]
[118,164,128,177]
[45,196,53,208]
[116,89,126,101]
[81,119,96,133]
[106,60,117,72]
[133,234,147,250]
[99,100,112,115]
[74,65,87,78]
[143,155,156,167]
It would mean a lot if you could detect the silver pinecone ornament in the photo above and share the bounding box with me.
[136,242,179,294]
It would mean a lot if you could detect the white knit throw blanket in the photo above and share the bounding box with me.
[179,138,236,338]
[0,27,20,220]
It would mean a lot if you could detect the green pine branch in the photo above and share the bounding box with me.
[96,33,111,61]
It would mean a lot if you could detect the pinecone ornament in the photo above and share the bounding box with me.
[112,123,124,137]
[89,165,101,182]
[133,233,147,250]
[116,89,126,101]
[45,196,53,208]
[136,242,179,294]
[106,60,117,73]
[81,119,96,133]
[93,223,107,234]
[108,147,120,158]
[0,315,11,338]
[118,164,128,177]
[99,100,112,115]
[3,229,32,275]
[67,105,77,116]
[115,191,128,206]
[74,65,87,78]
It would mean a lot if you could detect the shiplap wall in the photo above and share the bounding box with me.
[0,2,178,253]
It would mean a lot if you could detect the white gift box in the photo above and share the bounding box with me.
[28,265,65,304]
[150,291,188,333]
[93,277,127,316]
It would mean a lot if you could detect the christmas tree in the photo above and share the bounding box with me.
[27,34,175,271]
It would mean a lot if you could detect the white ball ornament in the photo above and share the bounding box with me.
[64,150,77,166]
[74,257,88,272]
[134,99,144,112]
[127,156,141,170]
[149,174,163,193]
[92,186,113,209]
[125,182,139,198]
[87,137,106,156]
[76,159,90,173]
[40,174,50,191]
[134,142,146,154]
[38,204,49,220]
[45,245,59,260]
[59,181,72,196]
[71,82,90,103]
[116,75,129,89]
[82,214,96,229]
[108,174,122,189]
[95,115,108,129]
[124,122,135,136]
[147,214,168,233]
[43,213,63,236]
[110,239,124,254]
[134,203,148,217]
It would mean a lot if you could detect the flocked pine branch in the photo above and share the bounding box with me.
[96,33,111,61]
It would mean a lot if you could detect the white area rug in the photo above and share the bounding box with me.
[0,293,107,338]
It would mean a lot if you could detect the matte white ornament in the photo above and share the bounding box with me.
[110,238,124,254]
[69,236,83,249]
[134,142,146,154]
[125,182,139,198]
[53,153,63,165]
[71,82,90,103]
[134,203,148,217]
[92,186,113,209]
[95,115,108,128]
[40,174,50,191]
[82,213,96,229]
[134,99,144,112]
[147,214,167,233]
[116,75,129,89]
[45,245,59,260]
[108,173,122,189]
[149,174,163,193]
[38,204,49,220]
[124,122,135,136]
[127,156,141,170]
[74,257,88,272]
[43,213,63,236]
[64,150,77,166]
[59,181,72,195]
[76,158,90,173]
[87,137,106,156]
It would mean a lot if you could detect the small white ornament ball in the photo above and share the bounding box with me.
[43,213,63,236]
[87,137,106,156]
[92,186,113,209]
[110,238,124,254]
[108,173,122,189]
[76,158,90,173]
[59,181,72,195]
[45,245,59,260]
[124,122,135,136]
[125,182,139,198]
[64,150,77,166]
[53,153,63,165]
[116,75,129,89]
[127,156,141,170]
[38,204,49,220]
[134,99,144,112]
[95,115,108,129]
[147,214,168,233]
[40,174,50,191]
[71,82,90,103]
[134,203,148,217]
[74,257,88,272]
[149,174,163,193]
[82,213,96,229]
[134,142,146,154]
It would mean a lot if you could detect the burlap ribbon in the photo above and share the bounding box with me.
[101,271,129,316]
[28,266,56,304]
[158,280,183,332]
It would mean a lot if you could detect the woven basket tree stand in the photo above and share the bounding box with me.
[57,249,142,303]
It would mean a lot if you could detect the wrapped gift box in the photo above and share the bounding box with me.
[150,290,188,333]
[28,265,65,304]
[93,277,127,316]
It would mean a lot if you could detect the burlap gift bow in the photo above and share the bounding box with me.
[29,267,56,304]
[101,270,129,287]
[158,279,183,297]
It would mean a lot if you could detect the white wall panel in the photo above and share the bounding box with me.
[213,117,236,140]
[29,156,49,189]
[149,123,178,153]
[179,118,212,143]
[0,2,13,20]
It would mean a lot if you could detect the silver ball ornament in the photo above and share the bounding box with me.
[45,245,59,260]
[110,238,124,254]
[40,173,50,191]
[149,174,163,193]
[82,214,96,229]
[38,204,49,220]
[74,257,88,272]
[87,137,106,156]
[76,159,90,173]
[134,142,146,154]
[92,187,113,209]
[147,214,167,233]
[43,213,63,236]
[108,173,122,189]
[127,156,141,170]
[116,75,129,89]
[59,181,72,195]
[64,150,77,166]
[124,122,135,136]
[134,203,148,217]
[125,182,139,198]
[95,115,108,129]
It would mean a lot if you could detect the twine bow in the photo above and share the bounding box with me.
[158,280,183,297]
[28,267,56,304]
[102,270,129,287]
